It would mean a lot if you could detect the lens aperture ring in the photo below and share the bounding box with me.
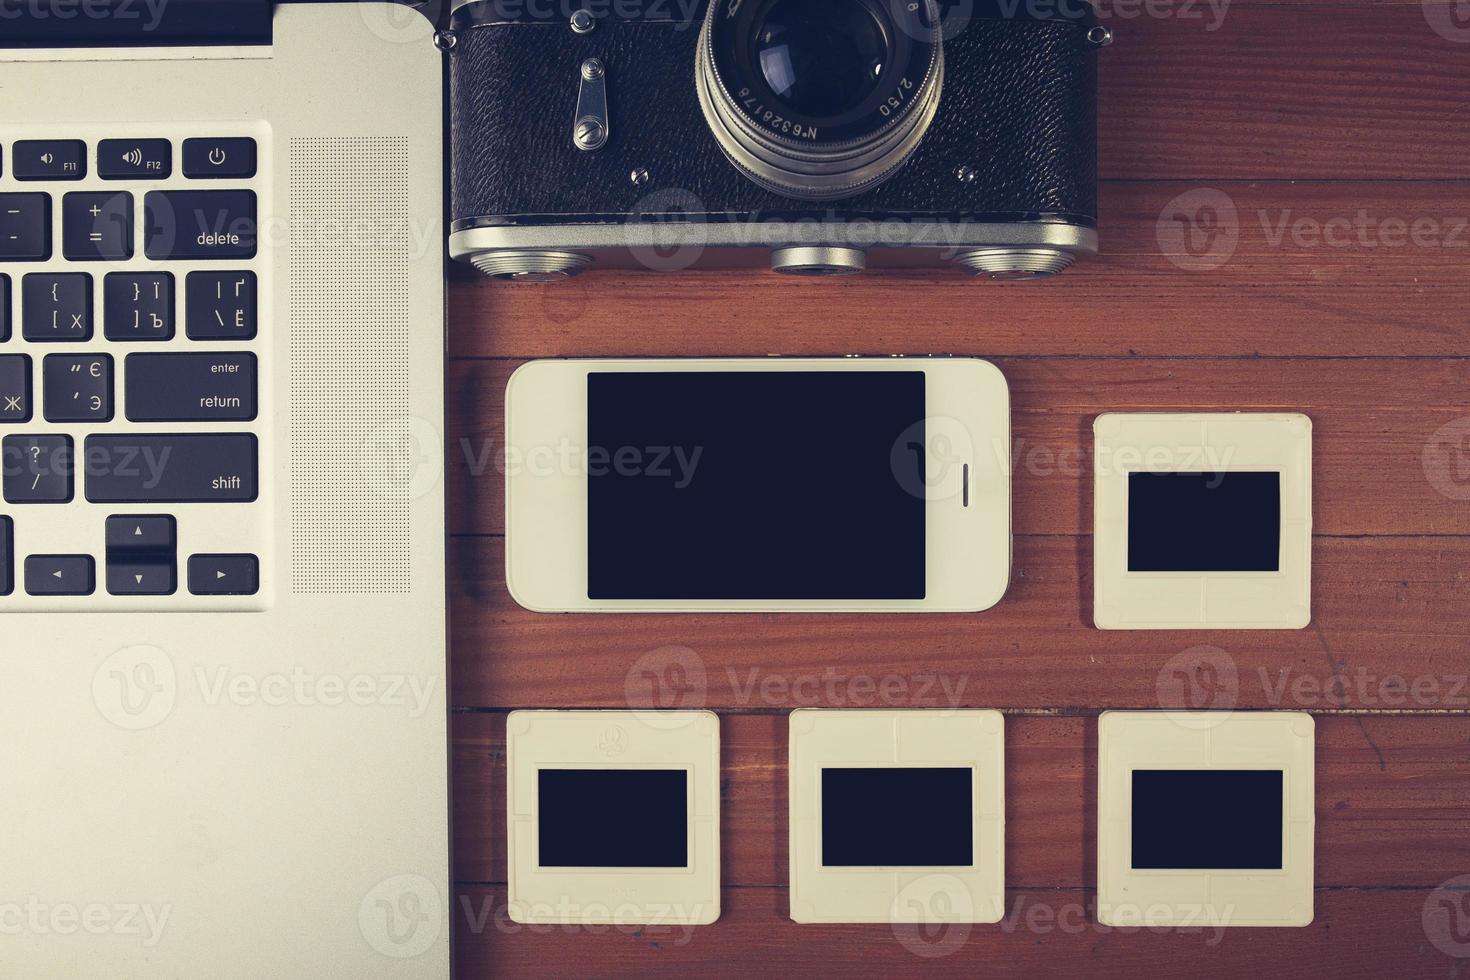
[696,0,945,201]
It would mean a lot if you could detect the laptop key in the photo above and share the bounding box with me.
[2,434,73,504]
[63,192,134,262]
[25,555,95,596]
[105,514,176,596]
[0,517,11,596]
[186,271,256,340]
[0,355,31,423]
[188,554,258,596]
[0,194,51,262]
[98,139,173,180]
[125,352,255,422]
[143,190,256,260]
[22,273,91,342]
[13,140,86,181]
[108,562,176,596]
[85,433,257,503]
[44,354,113,423]
[106,514,176,552]
[104,272,174,341]
[182,138,257,179]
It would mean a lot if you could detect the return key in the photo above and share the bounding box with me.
[125,352,257,422]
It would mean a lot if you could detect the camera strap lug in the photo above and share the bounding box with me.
[572,58,610,152]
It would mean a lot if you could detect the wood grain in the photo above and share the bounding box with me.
[446,357,1470,537]
[449,183,1470,359]
[453,713,1470,889]
[443,1,1470,973]
[1096,7,1470,180]
[453,885,1461,979]
[449,534,1470,710]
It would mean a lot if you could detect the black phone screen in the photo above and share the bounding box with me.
[587,371,927,600]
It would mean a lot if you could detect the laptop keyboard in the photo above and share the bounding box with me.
[0,126,270,609]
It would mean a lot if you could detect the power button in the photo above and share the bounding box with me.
[182,138,257,179]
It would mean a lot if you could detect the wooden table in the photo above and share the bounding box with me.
[445,4,1470,974]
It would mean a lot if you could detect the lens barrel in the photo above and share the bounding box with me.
[696,0,944,201]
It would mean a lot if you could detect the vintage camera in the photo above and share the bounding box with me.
[446,0,1107,280]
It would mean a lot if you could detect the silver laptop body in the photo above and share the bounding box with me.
[0,3,450,975]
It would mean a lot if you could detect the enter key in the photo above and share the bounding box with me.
[125,352,256,422]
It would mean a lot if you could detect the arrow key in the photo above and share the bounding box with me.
[105,514,175,552]
[107,561,176,596]
[188,554,258,596]
[25,554,95,596]
[105,514,175,595]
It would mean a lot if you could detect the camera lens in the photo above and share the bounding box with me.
[697,0,943,201]
[754,0,889,120]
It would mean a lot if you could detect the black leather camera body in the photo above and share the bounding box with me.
[447,0,1106,281]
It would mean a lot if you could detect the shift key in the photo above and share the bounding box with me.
[144,190,256,260]
[85,434,257,503]
[126,353,256,422]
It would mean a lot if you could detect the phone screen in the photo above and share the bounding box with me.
[587,371,927,600]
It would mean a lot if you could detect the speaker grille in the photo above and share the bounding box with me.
[289,137,412,595]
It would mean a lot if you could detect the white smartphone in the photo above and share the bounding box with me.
[503,358,1011,613]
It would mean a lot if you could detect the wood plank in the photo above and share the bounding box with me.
[453,714,1470,889]
[1098,7,1470,179]
[448,534,1470,710]
[452,886,1465,978]
[444,357,1470,537]
[447,181,1470,359]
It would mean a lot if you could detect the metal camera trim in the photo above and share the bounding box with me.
[695,0,946,201]
[447,220,1098,279]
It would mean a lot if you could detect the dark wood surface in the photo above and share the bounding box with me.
[446,2,1470,974]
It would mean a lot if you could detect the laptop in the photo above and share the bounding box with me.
[0,2,449,975]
